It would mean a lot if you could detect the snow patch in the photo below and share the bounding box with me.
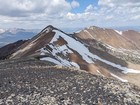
[115,30,122,35]
[70,62,80,68]
[0,29,5,34]
[40,48,50,54]
[41,57,62,65]
[111,73,128,82]
[41,32,74,67]
[55,31,94,63]
[75,30,81,33]
[50,32,60,42]
[84,30,95,39]
[97,70,101,74]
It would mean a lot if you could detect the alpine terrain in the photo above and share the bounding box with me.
[0,25,140,104]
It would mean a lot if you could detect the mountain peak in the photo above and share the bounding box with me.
[41,25,55,33]
[1,25,140,87]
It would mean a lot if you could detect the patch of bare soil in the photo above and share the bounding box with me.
[122,30,140,48]
[121,74,140,87]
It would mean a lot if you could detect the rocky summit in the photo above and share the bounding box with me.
[0,58,140,105]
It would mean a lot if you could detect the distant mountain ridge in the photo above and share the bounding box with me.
[112,26,140,32]
[0,28,39,47]
[0,26,140,47]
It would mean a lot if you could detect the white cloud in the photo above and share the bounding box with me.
[98,0,115,7]
[105,15,114,20]
[0,0,71,17]
[85,5,94,12]
[96,0,140,26]
[66,12,76,20]
[0,0,139,29]
[131,15,140,20]
[0,0,73,28]
[71,0,80,8]
[98,0,140,16]
[66,12,95,21]
[98,0,140,7]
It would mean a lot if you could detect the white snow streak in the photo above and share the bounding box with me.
[41,57,62,65]
[70,62,80,68]
[84,30,95,39]
[115,30,122,35]
[111,73,128,82]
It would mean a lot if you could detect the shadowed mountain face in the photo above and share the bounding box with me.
[1,25,140,86]
[0,40,27,60]
[0,28,38,47]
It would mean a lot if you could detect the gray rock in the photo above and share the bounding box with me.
[0,58,140,105]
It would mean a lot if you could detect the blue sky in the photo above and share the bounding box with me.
[68,0,98,13]
[0,0,139,29]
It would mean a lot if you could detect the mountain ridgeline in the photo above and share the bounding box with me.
[1,25,140,87]
[0,25,140,104]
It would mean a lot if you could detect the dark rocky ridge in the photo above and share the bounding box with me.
[0,58,140,105]
[0,40,27,60]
